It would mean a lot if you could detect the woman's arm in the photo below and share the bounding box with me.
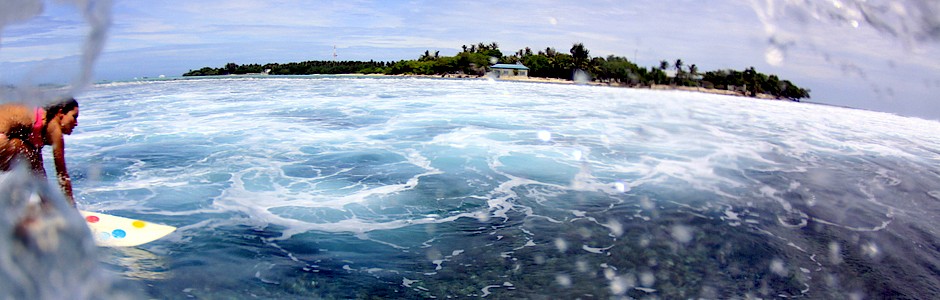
[48,125,74,206]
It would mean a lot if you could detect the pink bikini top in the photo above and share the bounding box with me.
[28,108,44,148]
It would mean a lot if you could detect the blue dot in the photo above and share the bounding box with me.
[112,229,127,238]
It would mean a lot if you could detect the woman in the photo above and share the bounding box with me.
[0,98,80,205]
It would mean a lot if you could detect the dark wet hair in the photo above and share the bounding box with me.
[44,98,79,122]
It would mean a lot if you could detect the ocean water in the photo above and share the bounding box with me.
[5,76,940,299]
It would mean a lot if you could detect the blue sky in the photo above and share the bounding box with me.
[2,0,939,119]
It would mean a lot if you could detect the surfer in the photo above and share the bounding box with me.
[0,98,80,205]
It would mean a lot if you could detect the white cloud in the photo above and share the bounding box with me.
[117,19,178,35]
[340,34,464,50]
[0,42,79,62]
[1,21,84,45]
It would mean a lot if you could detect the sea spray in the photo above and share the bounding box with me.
[0,166,137,299]
[1,1,129,299]
[0,0,111,105]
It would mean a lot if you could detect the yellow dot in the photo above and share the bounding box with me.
[132,220,146,228]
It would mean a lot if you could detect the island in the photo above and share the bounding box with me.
[183,42,811,101]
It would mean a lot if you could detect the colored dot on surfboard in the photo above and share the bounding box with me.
[112,229,127,238]
[86,215,100,223]
[132,220,146,228]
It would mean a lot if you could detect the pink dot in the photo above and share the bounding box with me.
[86,215,100,223]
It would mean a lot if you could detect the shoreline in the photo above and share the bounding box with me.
[380,73,790,101]
[169,73,791,101]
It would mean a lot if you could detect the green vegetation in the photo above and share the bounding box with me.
[183,42,810,101]
[182,60,389,76]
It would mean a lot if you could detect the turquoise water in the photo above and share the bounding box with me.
[4,76,940,298]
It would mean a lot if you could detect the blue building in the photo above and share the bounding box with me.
[490,64,529,78]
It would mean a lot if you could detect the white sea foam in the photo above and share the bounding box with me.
[28,77,937,299]
[71,78,940,241]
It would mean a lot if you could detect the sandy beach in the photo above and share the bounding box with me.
[381,73,788,101]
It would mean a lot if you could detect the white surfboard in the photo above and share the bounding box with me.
[79,210,176,247]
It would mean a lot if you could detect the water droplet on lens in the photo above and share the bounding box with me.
[606,219,623,237]
[670,225,693,243]
[573,69,591,84]
[765,46,784,66]
[861,241,880,259]
[426,248,442,261]
[610,277,627,295]
[614,182,626,193]
[849,292,865,300]
[554,238,568,252]
[537,130,552,142]
[577,227,592,239]
[475,211,490,222]
[555,274,572,287]
[770,258,788,276]
[639,196,654,210]
[829,242,843,265]
[639,271,655,287]
[575,260,589,272]
[609,274,636,295]
[604,268,616,280]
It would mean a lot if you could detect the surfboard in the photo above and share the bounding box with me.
[79,210,176,247]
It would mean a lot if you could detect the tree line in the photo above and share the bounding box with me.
[183,60,388,76]
[183,42,810,100]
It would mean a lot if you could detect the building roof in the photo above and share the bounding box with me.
[491,64,529,70]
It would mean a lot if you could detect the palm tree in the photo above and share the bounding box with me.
[744,66,758,97]
[545,47,557,57]
[674,59,684,80]
[224,62,238,74]
[570,43,590,70]
[659,60,670,71]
